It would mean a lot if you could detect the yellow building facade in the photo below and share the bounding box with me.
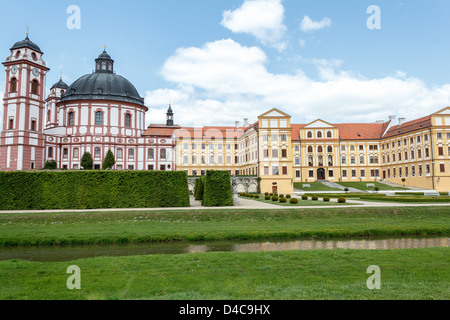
[174,107,450,193]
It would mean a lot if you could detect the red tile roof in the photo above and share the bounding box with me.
[382,116,432,139]
[143,124,181,137]
[335,123,386,140]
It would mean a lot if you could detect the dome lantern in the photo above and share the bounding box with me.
[95,48,114,74]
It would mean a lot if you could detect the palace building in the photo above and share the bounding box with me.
[1,35,450,193]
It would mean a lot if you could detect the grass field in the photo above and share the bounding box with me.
[336,182,408,191]
[0,207,448,246]
[294,182,342,191]
[0,248,448,300]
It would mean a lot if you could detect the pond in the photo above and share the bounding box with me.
[0,236,447,262]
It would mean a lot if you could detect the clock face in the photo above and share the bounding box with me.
[32,68,39,76]
[11,66,18,75]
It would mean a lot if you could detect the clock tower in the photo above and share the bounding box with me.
[0,33,50,171]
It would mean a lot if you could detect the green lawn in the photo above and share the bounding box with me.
[294,182,342,191]
[337,181,408,191]
[0,248,448,300]
[0,207,448,246]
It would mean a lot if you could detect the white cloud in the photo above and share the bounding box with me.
[221,0,287,51]
[300,16,332,32]
[145,39,450,127]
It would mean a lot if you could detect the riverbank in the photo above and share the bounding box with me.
[0,247,448,300]
[0,207,449,247]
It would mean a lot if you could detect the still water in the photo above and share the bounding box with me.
[0,237,447,262]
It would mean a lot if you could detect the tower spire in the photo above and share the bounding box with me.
[26,25,29,40]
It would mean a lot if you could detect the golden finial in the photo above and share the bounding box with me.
[26,25,29,39]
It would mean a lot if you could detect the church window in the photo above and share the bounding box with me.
[125,114,131,127]
[10,78,17,93]
[31,80,39,95]
[95,111,103,125]
[68,112,75,126]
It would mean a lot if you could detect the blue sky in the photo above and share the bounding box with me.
[1,0,450,127]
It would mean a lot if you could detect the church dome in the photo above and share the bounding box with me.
[10,35,42,54]
[60,50,145,107]
[51,78,69,90]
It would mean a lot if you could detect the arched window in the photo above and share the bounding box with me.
[317,131,323,138]
[95,111,103,125]
[124,114,131,127]
[318,146,323,153]
[327,131,332,138]
[10,78,17,93]
[318,155,324,167]
[327,146,333,153]
[307,131,313,138]
[68,112,75,126]
[308,146,313,153]
[47,110,51,122]
[15,51,20,58]
[328,155,333,166]
[308,155,313,167]
[31,80,39,95]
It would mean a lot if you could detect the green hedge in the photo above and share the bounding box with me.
[202,171,233,207]
[195,176,205,201]
[0,171,190,210]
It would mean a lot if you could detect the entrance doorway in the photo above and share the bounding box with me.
[317,168,325,180]
[272,186,278,194]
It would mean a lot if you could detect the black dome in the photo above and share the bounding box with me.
[10,36,42,54]
[61,72,145,107]
[51,78,69,90]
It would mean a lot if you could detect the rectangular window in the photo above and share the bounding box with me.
[192,156,197,165]
[63,148,69,159]
[31,120,36,131]
[361,170,365,177]
[128,165,134,171]
[341,157,346,164]
[209,156,214,164]
[48,147,53,158]
[128,149,134,159]
[160,165,166,171]
[9,118,14,130]
[192,170,197,176]
[117,165,122,171]
[73,148,79,159]
[263,149,269,158]
[309,170,314,178]
[352,170,356,177]
[296,170,301,178]
[272,149,278,158]
[437,133,443,139]
[360,156,365,164]
[282,166,288,175]
[160,149,166,159]
[328,170,334,178]
[183,156,188,165]
[440,164,446,173]
[438,147,444,156]
[226,156,231,164]
[426,164,430,174]
[148,165,154,171]
[281,149,287,158]
[351,157,356,164]
[218,156,223,165]
[272,166,279,176]
[281,134,287,141]
[264,166,269,175]
[342,170,347,178]
[148,149,154,159]
[295,157,300,165]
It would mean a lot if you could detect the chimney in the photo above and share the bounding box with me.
[398,118,406,126]
[389,115,396,122]
[375,120,385,124]
[243,118,249,127]
[235,121,240,129]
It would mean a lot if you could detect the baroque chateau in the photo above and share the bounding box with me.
[1,35,450,193]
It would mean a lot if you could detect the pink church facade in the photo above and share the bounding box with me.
[0,35,179,172]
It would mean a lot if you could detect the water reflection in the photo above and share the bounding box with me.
[0,237,447,262]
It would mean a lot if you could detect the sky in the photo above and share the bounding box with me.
[1,0,450,129]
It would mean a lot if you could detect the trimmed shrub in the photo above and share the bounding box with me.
[80,152,93,170]
[273,193,278,197]
[194,179,200,197]
[272,196,279,201]
[269,193,274,197]
[265,192,269,196]
[0,171,190,210]
[279,197,287,203]
[290,198,299,204]
[338,197,347,203]
[254,195,260,199]
[286,194,291,198]
[323,196,330,202]
[195,176,204,201]
[312,195,319,201]
[279,194,284,198]
[344,188,349,193]
[265,196,271,200]
[102,149,116,170]
[302,195,308,201]
[202,171,234,207]
[43,160,57,170]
